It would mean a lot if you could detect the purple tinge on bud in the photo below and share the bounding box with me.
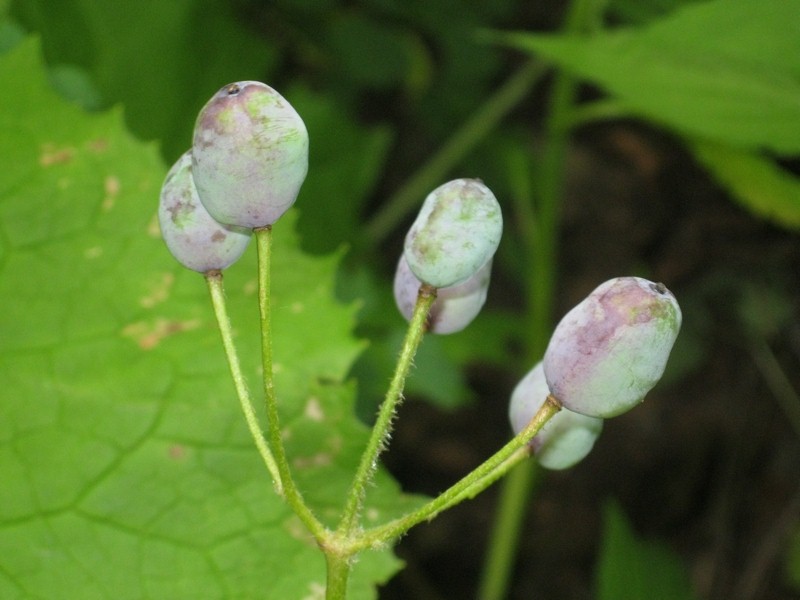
[191,81,308,229]
[543,277,682,418]
[509,362,603,470]
[393,254,491,334]
[158,151,252,273]
[403,178,502,289]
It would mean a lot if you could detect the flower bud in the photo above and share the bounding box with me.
[543,277,681,418]
[191,81,308,228]
[393,254,491,334]
[509,362,603,470]
[158,151,251,272]
[403,179,502,288]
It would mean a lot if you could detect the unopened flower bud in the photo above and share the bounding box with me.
[191,81,308,228]
[403,178,502,289]
[543,277,681,418]
[394,254,491,334]
[158,151,251,272]
[509,362,603,470]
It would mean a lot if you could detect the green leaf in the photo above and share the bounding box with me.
[606,0,706,25]
[597,502,697,600]
[0,37,423,599]
[501,0,800,154]
[785,524,800,591]
[291,87,393,254]
[10,0,278,161]
[690,141,800,231]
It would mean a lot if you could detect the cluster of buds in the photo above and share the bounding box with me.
[159,81,308,272]
[158,82,682,473]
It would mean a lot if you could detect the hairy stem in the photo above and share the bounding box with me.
[337,284,437,534]
[205,270,282,492]
[254,226,326,539]
[324,550,352,600]
[353,396,562,552]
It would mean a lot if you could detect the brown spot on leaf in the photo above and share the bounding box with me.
[39,143,75,166]
[147,213,161,238]
[168,444,188,461]
[102,175,120,211]
[87,138,109,152]
[140,273,175,308]
[122,317,200,350]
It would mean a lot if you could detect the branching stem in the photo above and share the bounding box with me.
[352,395,562,552]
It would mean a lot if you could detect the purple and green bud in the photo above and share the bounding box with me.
[394,254,491,335]
[191,81,308,229]
[158,151,251,273]
[403,179,502,289]
[509,362,603,470]
[543,277,682,418]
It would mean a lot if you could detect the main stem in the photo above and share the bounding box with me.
[205,270,282,491]
[337,284,437,534]
[254,226,326,539]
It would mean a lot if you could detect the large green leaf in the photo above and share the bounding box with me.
[502,0,800,154]
[0,37,423,599]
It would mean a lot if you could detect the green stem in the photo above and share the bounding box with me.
[324,550,352,600]
[205,271,282,492]
[337,284,437,534]
[749,334,800,437]
[363,60,546,247]
[478,0,601,595]
[477,461,541,600]
[254,226,326,539]
[352,396,562,552]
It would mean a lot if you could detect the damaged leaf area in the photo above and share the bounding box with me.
[0,38,423,599]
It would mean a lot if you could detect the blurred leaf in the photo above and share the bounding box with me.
[0,19,24,51]
[328,12,414,88]
[292,86,393,254]
[786,525,800,591]
[500,0,800,154]
[606,0,705,25]
[691,141,800,231]
[736,281,795,339]
[439,309,521,368]
[0,36,425,599]
[597,502,697,600]
[10,0,278,161]
[47,63,103,110]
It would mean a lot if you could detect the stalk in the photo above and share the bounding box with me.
[477,0,602,595]
[205,270,282,491]
[337,285,437,534]
[254,226,326,539]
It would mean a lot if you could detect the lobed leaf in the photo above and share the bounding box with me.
[0,37,423,599]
